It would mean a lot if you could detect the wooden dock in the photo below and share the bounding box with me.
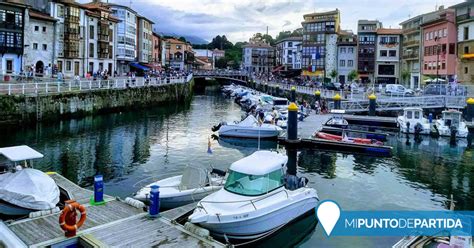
[3,173,225,248]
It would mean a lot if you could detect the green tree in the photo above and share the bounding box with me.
[215,57,228,69]
[178,36,187,42]
[348,70,358,82]
[401,69,410,84]
[329,69,338,82]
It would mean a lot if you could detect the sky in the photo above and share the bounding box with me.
[82,0,465,43]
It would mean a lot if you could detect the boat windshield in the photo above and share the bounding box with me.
[224,169,284,196]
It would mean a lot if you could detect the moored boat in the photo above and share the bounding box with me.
[214,115,282,139]
[433,109,468,138]
[397,107,430,135]
[133,166,226,209]
[188,151,318,240]
[314,131,383,145]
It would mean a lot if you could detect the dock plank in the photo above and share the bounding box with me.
[8,200,144,246]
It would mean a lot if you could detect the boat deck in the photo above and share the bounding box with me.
[5,173,224,248]
[344,115,398,129]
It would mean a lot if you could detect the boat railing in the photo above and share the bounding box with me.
[196,188,289,214]
[132,172,180,189]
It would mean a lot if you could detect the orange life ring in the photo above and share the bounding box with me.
[59,200,87,232]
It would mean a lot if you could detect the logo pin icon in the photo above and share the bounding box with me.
[316,200,341,236]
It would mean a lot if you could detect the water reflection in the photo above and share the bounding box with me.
[298,150,337,179]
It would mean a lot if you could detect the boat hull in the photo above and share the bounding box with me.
[0,200,36,216]
[218,126,281,139]
[194,193,318,240]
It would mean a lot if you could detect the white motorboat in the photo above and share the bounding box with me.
[433,110,469,138]
[188,151,319,240]
[215,115,282,139]
[324,109,349,129]
[0,145,60,216]
[397,107,430,134]
[133,166,226,209]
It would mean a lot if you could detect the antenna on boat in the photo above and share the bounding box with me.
[258,122,261,150]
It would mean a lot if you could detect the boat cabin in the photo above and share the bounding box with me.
[224,151,287,196]
[272,97,289,108]
[441,110,462,128]
[0,146,44,173]
[402,108,424,121]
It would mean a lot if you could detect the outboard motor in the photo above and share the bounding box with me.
[450,126,457,145]
[414,123,423,136]
[430,124,440,138]
[405,122,411,139]
[298,177,309,188]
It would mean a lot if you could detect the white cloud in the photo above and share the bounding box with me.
[80,0,464,43]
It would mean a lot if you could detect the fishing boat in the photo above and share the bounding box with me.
[188,151,319,240]
[397,107,430,134]
[0,145,59,216]
[433,110,469,138]
[133,166,226,209]
[314,131,383,145]
[324,109,349,129]
[213,115,282,139]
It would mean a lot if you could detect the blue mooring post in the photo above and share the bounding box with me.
[428,113,433,123]
[276,85,280,97]
[333,94,342,110]
[94,175,104,204]
[149,185,160,217]
[287,102,298,142]
[368,94,376,116]
[467,98,474,148]
[290,86,296,102]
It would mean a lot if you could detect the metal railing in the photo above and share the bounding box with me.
[0,74,193,96]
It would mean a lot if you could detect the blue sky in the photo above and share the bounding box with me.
[82,0,464,43]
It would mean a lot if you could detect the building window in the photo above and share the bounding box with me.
[340,47,346,53]
[424,63,428,70]
[464,26,469,41]
[33,43,38,50]
[57,6,64,18]
[425,33,429,41]
[449,43,455,54]
[442,62,445,69]
[443,28,447,37]
[89,43,94,58]
[57,61,63,73]
[465,67,469,74]
[42,44,47,50]
[380,50,387,57]
[348,60,353,67]
[340,60,345,67]
[34,26,39,32]
[89,25,94,39]
[348,47,354,53]
[389,50,396,57]
[465,46,469,54]
[42,26,46,32]
[66,61,72,71]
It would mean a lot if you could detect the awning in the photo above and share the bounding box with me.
[145,63,162,70]
[130,63,149,71]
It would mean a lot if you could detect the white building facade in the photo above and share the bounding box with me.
[375,29,402,84]
[242,40,275,74]
[137,15,153,63]
[275,37,302,71]
[23,9,57,77]
[336,31,357,83]
[110,4,137,75]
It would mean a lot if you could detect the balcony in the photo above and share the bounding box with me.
[457,13,474,23]
[402,27,418,34]
[402,52,419,60]
[0,45,22,54]
[98,34,109,42]
[403,39,419,47]
[0,22,22,30]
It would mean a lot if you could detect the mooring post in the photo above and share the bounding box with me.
[264,82,268,93]
[466,98,474,122]
[287,102,298,142]
[314,90,321,104]
[275,85,280,97]
[149,185,160,217]
[93,175,105,205]
[368,93,376,116]
[290,86,296,102]
[333,93,342,110]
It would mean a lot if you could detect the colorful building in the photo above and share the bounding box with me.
[0,1,26,76]
[453,0,474,84]
[420,7,457,82]
[301,10,340,79]
[242,39,275,74]
[375,28,402,84]
[137,15,153,64]
[275,36,303,71]
[357,20,382,83]
[109,4,137,75]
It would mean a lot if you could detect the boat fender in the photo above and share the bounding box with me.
[124,197,146,209]
[184,222,211,239]
[298,177,309,188]
[29,207,60,218]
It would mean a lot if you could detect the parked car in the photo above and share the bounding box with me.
[323,82,340,91]
[384,84,414,96]
[423,84,447,95]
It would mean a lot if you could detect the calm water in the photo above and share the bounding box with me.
[1,88,473,247]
